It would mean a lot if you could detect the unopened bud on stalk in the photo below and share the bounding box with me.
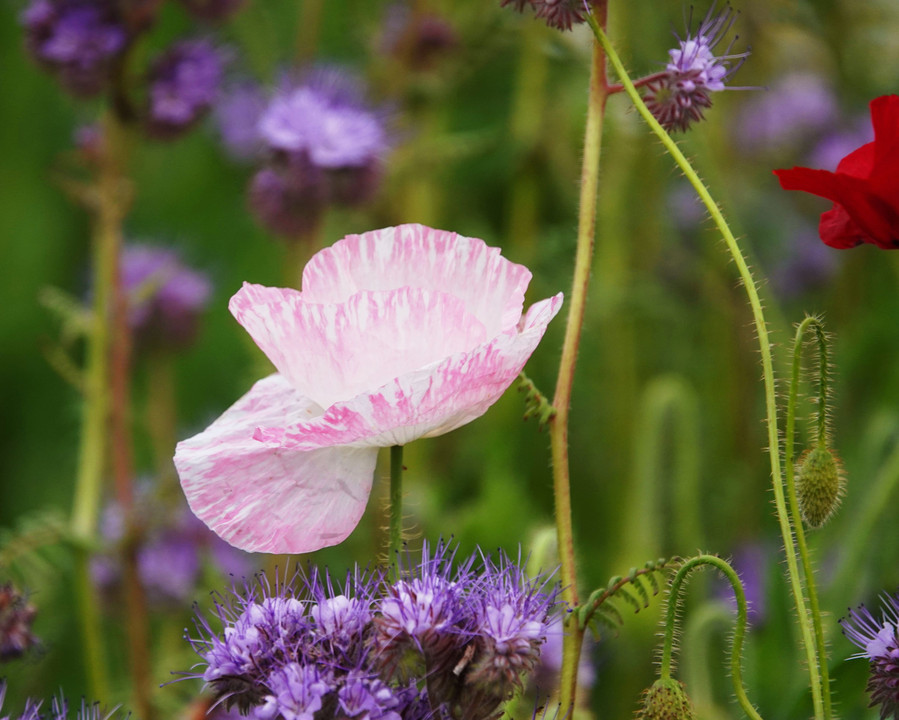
[636,678,695,720]
[796,446,845,528]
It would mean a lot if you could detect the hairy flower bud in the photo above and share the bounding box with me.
[796,446,845,528]
[637,678,695,720]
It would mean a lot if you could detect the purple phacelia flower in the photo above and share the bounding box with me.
[185,543,555,720]
[841,594,899,719]
[644,2,748,132]
[735,72,837,152]
[216,82,267,161]
[255,664,331,720]
[380,5,457,70]
[467,555,557,693]
[145,39,226,140]
[500,0,586,32]
[176,0,246,22]
[21,0,128,97]
[119,244,211,351]
[0,681,124,720]
[0,584,39,662]
[258,72,387,170]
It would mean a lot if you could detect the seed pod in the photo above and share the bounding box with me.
[796,446,845,528]
[636,678,695,720]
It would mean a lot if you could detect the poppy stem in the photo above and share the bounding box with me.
[388,445,404,565]
[590,19,827,720]
[549,1,608,713]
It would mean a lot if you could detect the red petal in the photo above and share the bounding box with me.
[818,205,865,249]
[835,142,874,178]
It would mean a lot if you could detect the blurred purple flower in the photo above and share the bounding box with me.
[735,73,837,151]
[119,244,211,351]
[20,0,128,97]
[531,617,595,695]
[716,544,768,626]
[231,68,388,236]
[216,82,267,160]
[841,593,899,719]
[644,3,748,132]
[379,4,457,70]
[0,681,124,720]
[258,71,387,169]
[808,116,876,172]
[93,489,252,607]
[772,228,838,300]
[145,39,227,140]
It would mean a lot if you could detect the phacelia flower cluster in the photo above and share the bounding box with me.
[643,3,748,133]
[145,40,227,140]
[186,542,558,720]
[499,0,587,32]
[217,68,389,237]
[20,0,128,97]
[0,681,124,720]
[841,593,899,719]
[118,244,211,352]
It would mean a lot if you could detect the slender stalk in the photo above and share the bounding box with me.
[588,20,825,718]
[296,0,324,62]
[785,317,832,720]
[389,445,404,564]
[108,159,153,720]
[548,1,608,712]
[70,111,134,700]
[661,555,763,720]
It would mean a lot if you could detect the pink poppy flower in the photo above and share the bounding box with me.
[174,224,563,553]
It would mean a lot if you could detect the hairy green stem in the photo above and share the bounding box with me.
[549,2,607,712]
[661,555,762,720]
[389,445,404,564]
[785,317,832,720]
[589,20,825,719]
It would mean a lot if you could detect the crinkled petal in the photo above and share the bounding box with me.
[175,374,378,553]
[254,294,563,449]
[230,284,488,408]
[818,204,867,249]
[775,166,898,247]
[299,224,532,335]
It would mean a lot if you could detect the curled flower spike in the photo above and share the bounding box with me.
[644,3,749,132]
[841,594,899,719]
[175,224,562,553]
[775,95,899,249]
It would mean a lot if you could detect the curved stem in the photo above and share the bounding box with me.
[549,1,608,712]
[785,317,832,720]
[588,20,824,720]
[661,555,763,720]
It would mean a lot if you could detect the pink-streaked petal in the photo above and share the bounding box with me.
[230,284,488,408]
[299,224,532,335]
[255,293,564,449]
[174,374,378,553]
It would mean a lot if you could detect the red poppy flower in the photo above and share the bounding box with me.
[774,95,899,249]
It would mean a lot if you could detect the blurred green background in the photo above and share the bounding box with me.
[3,0,899,718]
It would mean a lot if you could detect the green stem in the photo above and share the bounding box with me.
[296,0,324,62]
[549,2,608,712]
[785,317,832,720]
[70,111,135,700]
[146,351,177,490]
[389,445,404,563]
[589,20,825,719]
[661,555,763,720]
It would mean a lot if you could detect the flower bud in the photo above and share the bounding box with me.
[796,446,845,528]
[637,678,695,720]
